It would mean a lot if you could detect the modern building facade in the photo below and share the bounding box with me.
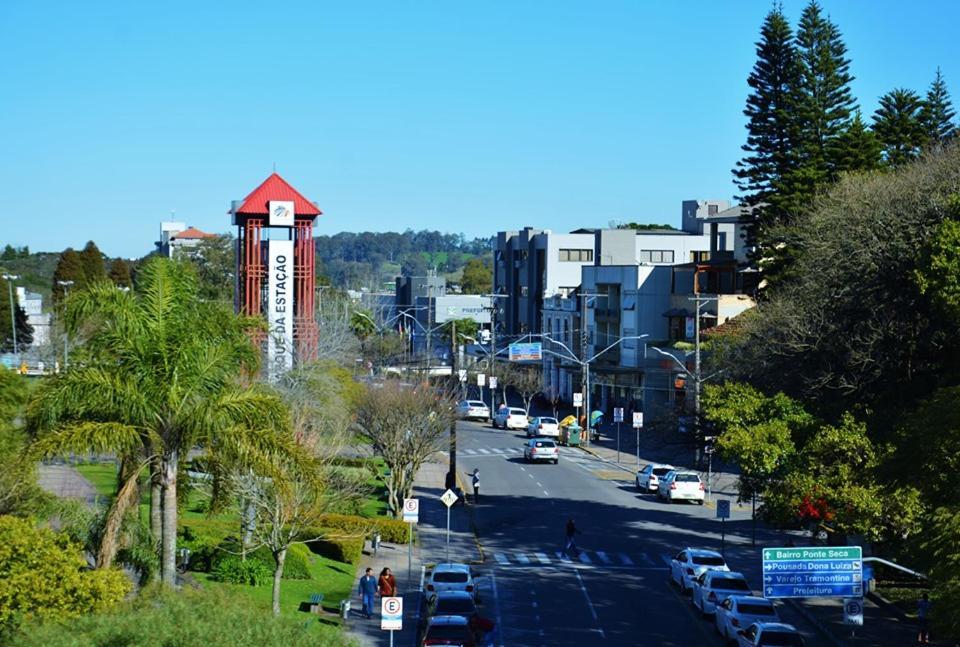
[16,287,49,347]
[157,221,216,257]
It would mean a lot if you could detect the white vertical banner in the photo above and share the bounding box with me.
[267,239,295,382]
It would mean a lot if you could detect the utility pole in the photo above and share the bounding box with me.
[426,284,434,374]
[447,319,458,491]
[2,274,20,357]
[57,280,75,369]
[579,292,605,447]
[689,294,717,469]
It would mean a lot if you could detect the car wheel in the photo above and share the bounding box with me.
[697,500,704,505]
[553,459,559,464]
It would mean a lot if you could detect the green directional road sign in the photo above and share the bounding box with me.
[762,546,863,599]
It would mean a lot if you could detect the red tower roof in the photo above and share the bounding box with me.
[172,226,216,240]
[233,172,322,217]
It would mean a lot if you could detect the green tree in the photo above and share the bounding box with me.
[0,371,44,516]
[51,248,85,307]
[915,196,960,321]
[0,277,33,353]
[733,6,803,249]
[829,112,883,174]
[107,259,132,288]
[459,258,492,294]
[0,515,130,633]
[79,241,106,286]
[0,245,15,261]
[920,67,957,148]
[184,234,235,303]
[918,507,960,638]
[440,317,479,347]
[29,257,292,586]
[872,88,926,167]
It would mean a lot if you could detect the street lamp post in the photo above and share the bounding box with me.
[57,280,75,369]
[2,274,20,357]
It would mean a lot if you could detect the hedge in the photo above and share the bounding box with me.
[183,535,312,580]
[304,536,364,565]
[314,514,408,544]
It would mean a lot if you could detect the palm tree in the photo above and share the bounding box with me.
[29,258,293,585]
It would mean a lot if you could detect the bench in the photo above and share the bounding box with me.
[304,593,324,614]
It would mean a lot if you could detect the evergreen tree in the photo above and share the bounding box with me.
[79,240,106,286]
[733,6,803,250]
[794,1,856,181]
[829,112,882,174]
[51,248,85,307]
[0,278,33,352]
[919,67,956,147]
[108,259,133,288]
[872,88,926,167]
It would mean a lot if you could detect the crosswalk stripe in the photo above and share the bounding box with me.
[578,552,592,564]
[661,554,673,567]
[535,552,551,564]
[619,553,634,566]
[596,551,612,564]
[515,553,530,564]
[494,552,509,565]
[639,553,656,566]
[479,448,492,454]
[555,551,572,563]
[461,449,475,455]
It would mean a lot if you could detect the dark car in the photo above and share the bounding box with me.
[425,591,494,639]
[421,615,477,647]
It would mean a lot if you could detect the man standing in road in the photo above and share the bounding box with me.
[564,518,581,557]
[358,567,377,619]
[471,468,480,503]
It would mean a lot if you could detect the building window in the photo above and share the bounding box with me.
[559,249,593,262]
[639,250,675,264]
[708,204,719,215]
[520,286,528,297]
[690,251,711,262]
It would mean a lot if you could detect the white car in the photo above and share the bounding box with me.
[658,470,705,504]
[424,563,477,602]
[493,407,528,430]
[526,416,560,438]
[635,463,675,492]
[691,570,753,616]
[735,622,805,646]
[715,596,780,642]
[523,438,559,464]
[456,400,490,420]
[670,548,729,593]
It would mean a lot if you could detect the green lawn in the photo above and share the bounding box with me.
[75,462,120,500]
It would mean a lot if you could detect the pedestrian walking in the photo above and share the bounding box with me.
[917,592,931,644]
[378,567,397,597]
[472,468,480,503]
[564,518,581,557]
[358,567,377,619]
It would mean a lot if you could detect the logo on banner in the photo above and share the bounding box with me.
[267,240,295,382]
[268,200,294,227]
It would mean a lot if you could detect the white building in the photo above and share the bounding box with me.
[16,287,50,346]
[156,221,216,257]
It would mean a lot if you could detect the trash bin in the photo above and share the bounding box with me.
[561,424,582,447]
[340,599,351,620]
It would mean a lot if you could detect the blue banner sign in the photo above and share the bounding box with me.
[761,546,863,599]
[509,342,542,361]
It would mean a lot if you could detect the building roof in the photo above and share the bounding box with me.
[171,226,216,240]
[233,172,322,217]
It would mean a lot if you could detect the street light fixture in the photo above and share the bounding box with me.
[57,280,75,369]
[2,274,20,357]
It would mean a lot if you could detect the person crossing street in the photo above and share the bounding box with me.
[472,468,481,503]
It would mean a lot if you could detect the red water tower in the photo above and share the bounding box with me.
[231,173,321,376]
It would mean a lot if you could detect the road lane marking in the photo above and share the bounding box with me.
[490,570,504,647]
[574,568,605,638]
[639,553,655,566]
[532,600,538,608]
[516,553,530,564]
[519,466,526,471]
[528,473,534,479]
[536,482,542,487]
[479,448,492,454]
[578,552,592,564]
[556,551,572,563]
[619,553,635,566]
[596,551,612,564]
[494,552,509,565]
[543,490,549,495]
[535,552,551,564]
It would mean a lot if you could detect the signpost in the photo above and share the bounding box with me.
[613,407,624,464]
[632,412,643,469]
[508,342,542,361]
[477,373,485,387]
[762,547,864,599]
[843,597,864,626]
[403,499,419,585]
[716,499,731,557]
[573,393,582,430]
[441,489,458,561]
[381,596,403,645]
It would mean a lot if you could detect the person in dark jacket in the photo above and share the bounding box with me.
[358,567,377,619]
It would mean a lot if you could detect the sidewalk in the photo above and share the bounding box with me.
[579,426,935,647]
[346,455,481,647]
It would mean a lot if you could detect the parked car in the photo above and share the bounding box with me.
[527,416,560,438]
[670,548,729,593]
[425,591,494,640]
[635,463,675,492]
[494,407,529,430]
[456,400,490,421]
[691,570,753,616]
[735,622,805,646]
[523,438,559,464]
[421,615,477,647]
[424,563,477,601]
[715,596,780,642]
[658,470,705,504]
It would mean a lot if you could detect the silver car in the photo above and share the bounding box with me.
[523,438,559,464]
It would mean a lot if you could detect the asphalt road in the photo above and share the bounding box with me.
[453,418,824,647]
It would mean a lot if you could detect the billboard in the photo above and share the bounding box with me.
[267,239,295,381]
[509,342,542,361]
[268,200,294,227]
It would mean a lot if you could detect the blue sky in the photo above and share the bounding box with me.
[1,1,957,257]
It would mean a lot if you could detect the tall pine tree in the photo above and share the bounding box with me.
[872,88,926,167]
[829,112,882,174]
[0,277,33,352]
[733,5,802,251]
[51,248,85,307]
[108,259,133,288]
[919,67,956,148]
[79,240,106,286]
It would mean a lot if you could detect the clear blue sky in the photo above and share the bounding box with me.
[1,1,956,257]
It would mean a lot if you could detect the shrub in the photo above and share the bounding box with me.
[0,515,130,633]
[201,537,312,580]
[211,556,272,586]
[305,536,364,565]
[279,543,312,580]
[311,513,408,544]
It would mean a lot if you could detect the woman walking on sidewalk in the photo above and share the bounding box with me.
[378,567,397,597]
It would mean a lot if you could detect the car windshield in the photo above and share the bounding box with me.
[652,468,672,476]
[692,555,725,566]
[433,572,469,583]
[468,401,485,407]
[540,418,558,424]
[534,441,556,448]
[759,630,804,646]
[436,598,476,614]
[426,625,471,640]
[510,409,526,415]
[712,578,751,591]
[739,602,776,615]
[675,474,701,482]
